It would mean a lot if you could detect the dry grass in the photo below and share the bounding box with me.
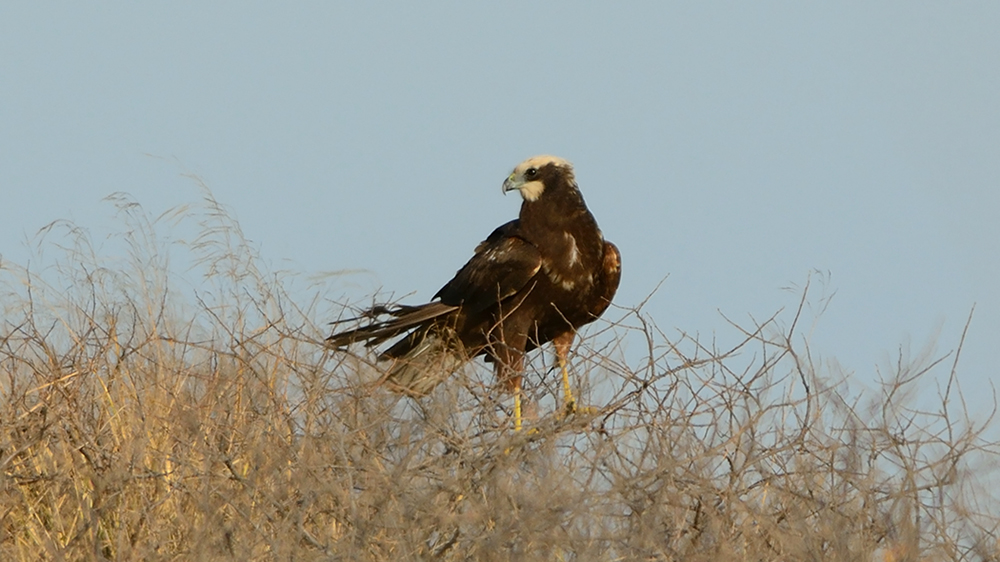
[1,191,998,561]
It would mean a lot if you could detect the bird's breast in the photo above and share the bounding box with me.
[539,230,602,292]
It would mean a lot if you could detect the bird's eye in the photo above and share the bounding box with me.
[525,168,538,178]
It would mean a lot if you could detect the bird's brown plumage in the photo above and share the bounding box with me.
[327,155,621,401]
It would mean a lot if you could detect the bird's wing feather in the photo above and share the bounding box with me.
[433,222,542,312]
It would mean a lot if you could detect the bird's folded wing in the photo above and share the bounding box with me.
[433,234,542,313]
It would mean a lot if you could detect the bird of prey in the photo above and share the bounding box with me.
[327,155,621,430]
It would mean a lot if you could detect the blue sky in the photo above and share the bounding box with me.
[2,4,998,412]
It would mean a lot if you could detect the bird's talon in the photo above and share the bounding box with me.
[562,399,577,417]
[560,402,599,419]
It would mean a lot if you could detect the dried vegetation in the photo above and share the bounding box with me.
[1,193,997,561]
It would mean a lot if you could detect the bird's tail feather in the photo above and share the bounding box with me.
[379,330,468,397]
[326,301,458,348]
[328,301,466,396]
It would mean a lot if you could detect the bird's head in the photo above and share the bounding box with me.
[502,155,576,202]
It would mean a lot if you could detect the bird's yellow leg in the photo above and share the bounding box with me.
[514,378,523,432]
[559,352,577,416]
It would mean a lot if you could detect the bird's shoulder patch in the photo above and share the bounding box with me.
[564,232,579,267]
[474,219,518,253]
[433,228,542,312]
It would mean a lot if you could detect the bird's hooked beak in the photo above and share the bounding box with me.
[502,173,522,195]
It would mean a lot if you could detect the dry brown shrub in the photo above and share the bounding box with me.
[1,192,997,561]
